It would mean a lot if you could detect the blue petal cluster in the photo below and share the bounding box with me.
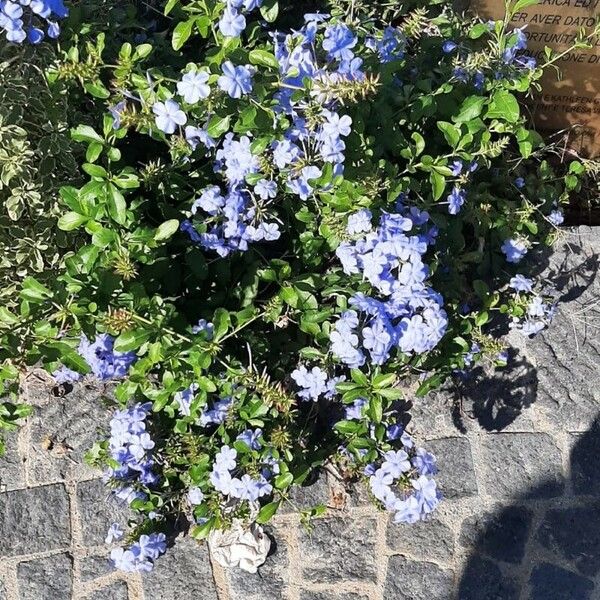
[332,207,447,366]
[105,402,159,502]
[0,0,67,44]
[367,433,440,524]
[110,532,167,573]
[53,334,137,384]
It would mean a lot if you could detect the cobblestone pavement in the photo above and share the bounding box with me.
[0,226,598,600]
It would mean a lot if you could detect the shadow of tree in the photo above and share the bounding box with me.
[458,416,600,599]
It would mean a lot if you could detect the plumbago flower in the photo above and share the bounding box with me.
[0,0,68,44]
[35,0,578,576]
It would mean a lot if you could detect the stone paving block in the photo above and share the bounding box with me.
[280,474,329,514]
[299,592,369,600]
[227,526,288,600]
[84,581,129,600]
[535,506,600,577]
[17,552,73,600]
[0,578,5,600]
[77,479,131,546]
[529,563,595,600]
[459,506,533,564]
[425,437,478,499]
[28,384,113,484]
[479,433,564,499]
[142,536,218,600]
[79,554,113,581]
[0,432,24,492]
[386,516,455,564]
[569,426,600,496]
[298,516,377,584]
[383,555,454,600]
[458,556,519,600]
[0,483,70,556]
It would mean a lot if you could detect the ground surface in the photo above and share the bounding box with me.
[0,226,598,600]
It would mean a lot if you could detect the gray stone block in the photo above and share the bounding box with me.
[28,384,113,484]
[426,437,478,499]
[459,506,532,564]
[79,554,114,581]
[0,432,24,491]
[298,516,377,584]
[17,552,73,600]
[0,578,5,600]
[535,506,600,577]
[569,424,600,496]
[458,556,519,600]
[228,526,288,600]
[0,483,70,556]
[383,555,454,600]
[84,581,129,600]
[299,592,369,600]
[387,516,455,564]
[529,563,594,600]
[76,479,131,546]
[479,433,564,498]
[280,474,329,514]
[142,536,218,600]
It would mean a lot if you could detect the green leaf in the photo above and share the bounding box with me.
[20,277,53,302]
[249,49,279,69]
[58,212,88,231]
[206,114,231,138]
[454,96,486,123]
[512,0,540,14]
[107,184,127,225]
[334,420,362,435]
[84,81,110,99]
[486,90,520,123]
[469,23,490,39]
[82,163,108,178]
[71,125,104,145]
[430,171,446,201]
[437,122,461,147]
[212,308,230,340]
[260,0,279,22]
[256,500,281,524]
[274,472,294,489]
[350,369,368,386]
[416,373,446,397]
[172,19,194,50]
[154,219,179,241]
[475,311,489,327]
[114,329,152,352]
[372,373,396,389]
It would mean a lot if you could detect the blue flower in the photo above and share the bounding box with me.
[447,187,466,215]
[105,523,124,544]
[501,238,528,263]
[322,23,357,61]
[381,450,411,478]
[236,428,262,450]
[219,7,246,37]
[509,274,533,293]
[187,487,204,505]
[218,61,253,98]
[412,448,437,476]
[291,365,328,401]
[514,177,525,188]
[442,40,457,53]
[347,209,372,235]
[548,210,564,226]
[177,71,211,104]
[152,99,187,134]
[254,179,277,200]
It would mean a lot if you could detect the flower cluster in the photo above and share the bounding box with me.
[508,275,557,336]
[218,0,263,38]
[110,532,167,573]
[333,206,447,366]
[368,432,440,524]
[0,0,67,44]
[210,444,273,502]
[53,334,137,383]
[105,402,159,504]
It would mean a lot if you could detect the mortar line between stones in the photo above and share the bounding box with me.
[373,513,389,600]
[208,545,232,600]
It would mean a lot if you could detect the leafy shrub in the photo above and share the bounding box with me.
[0,0,592,572]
